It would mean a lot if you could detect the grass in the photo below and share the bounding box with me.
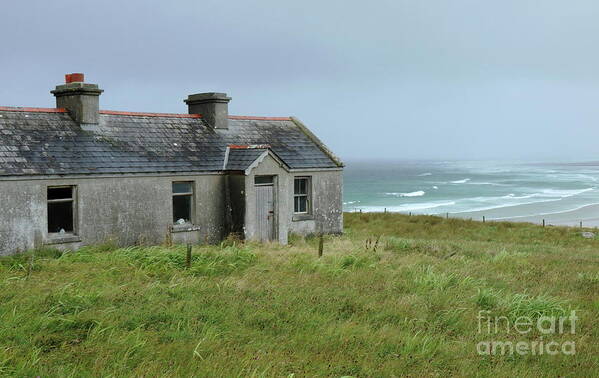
[0,213,598,376]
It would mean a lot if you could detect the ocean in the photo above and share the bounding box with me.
[343,160,599,226]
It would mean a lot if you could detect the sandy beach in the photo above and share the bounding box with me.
[453,203,599,227]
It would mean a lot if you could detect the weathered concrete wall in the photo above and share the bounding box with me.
[0,174,225,256]
[288,169,344,235]
[244,154,343,244]
[0,161,343,254]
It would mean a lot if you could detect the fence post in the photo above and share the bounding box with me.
[483,216,485,223]
[186,244,192,269]
[446,213,449,219]
[318,234,324,258]
[165,225,173,247]
[580,221,583,229]
[27,250,34,277]
[542,219,545,227]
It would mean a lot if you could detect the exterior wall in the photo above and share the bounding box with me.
[0,160,343,255]
[288,169,344,236]
[0,174,225,256]
[244,154,343,244]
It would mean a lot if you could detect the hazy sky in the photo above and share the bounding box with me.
[2,0,599,161]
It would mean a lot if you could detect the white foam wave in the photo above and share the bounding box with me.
[502,193,536,199]
[448,198,559,214]
[438,188,594,214]
[432,186,439,190]
[355,201,456,213]
[539,188,594,198]
[385,190,425,197]
[492,202,599,220]
[496,188,593,200]
[467,182,509,186]
[451,178,471,184]
[579,174,598,182]
[418,172,432,176]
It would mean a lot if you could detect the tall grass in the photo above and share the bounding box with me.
[0,212,597,376]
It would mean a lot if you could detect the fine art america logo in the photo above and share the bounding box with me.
[477,310,578,356]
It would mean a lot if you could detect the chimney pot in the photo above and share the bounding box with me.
[65,73,85,83]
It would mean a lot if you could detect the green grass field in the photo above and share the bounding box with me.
[1,213,598,377]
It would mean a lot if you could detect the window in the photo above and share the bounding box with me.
[255,176,274,185]
[47,186,76,234]
[172,182,194,224]
[294,177,311,214]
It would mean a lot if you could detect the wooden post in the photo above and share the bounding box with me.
[27,251,34,277]
[483,216,485,223]
[186,244,192,269]
[542,219,545,227]
[580,221,583,229]
[165,225,173,247]
[409,212,411,217]
[318,234,324,258]
[446,212,449,219]
[384,208,387,213]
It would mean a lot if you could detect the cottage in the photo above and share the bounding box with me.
[0,74,343,255]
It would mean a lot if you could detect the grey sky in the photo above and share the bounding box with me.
[2,0,599,161]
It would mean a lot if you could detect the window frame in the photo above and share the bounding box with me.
[47,185,78,235]
[172,181,195,225]
[293,176,312,215]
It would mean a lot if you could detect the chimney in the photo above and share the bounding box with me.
[51,73,103,124]
[185,92,231,129]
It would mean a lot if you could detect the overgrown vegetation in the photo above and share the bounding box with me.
[0,213,597,376]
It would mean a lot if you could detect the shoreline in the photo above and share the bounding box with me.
[346,203,599,228]
[451,203,599,227]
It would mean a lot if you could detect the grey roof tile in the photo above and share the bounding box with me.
[0,111,340,176]
[225,148,267,171]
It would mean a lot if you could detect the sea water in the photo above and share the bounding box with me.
[343,160,599,224]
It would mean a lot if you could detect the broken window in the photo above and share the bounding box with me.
[47,186,76,234]
[294,177,311,214]
[172,182,194,224]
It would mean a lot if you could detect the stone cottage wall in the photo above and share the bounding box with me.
[0,174,225,256]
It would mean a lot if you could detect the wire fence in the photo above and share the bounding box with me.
[348,208,597,230]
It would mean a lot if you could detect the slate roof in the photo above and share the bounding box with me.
[225,148,268,171]
[0,108,342,177]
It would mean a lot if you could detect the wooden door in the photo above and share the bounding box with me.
[255,184,275,241]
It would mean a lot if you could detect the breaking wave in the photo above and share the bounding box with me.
[385,191,425,197]
[355,201,456,213]
[539,188,594,198]
[451,178,471,184]
[501,188,593,200]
